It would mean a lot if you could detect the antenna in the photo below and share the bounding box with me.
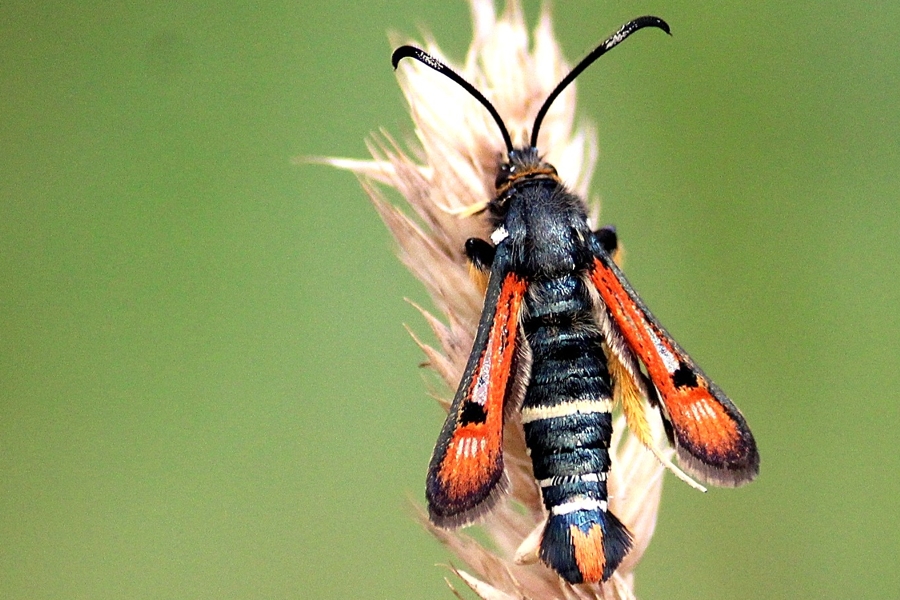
[391,46,514,155]
[530,16,670,149]
[392,15,670,157]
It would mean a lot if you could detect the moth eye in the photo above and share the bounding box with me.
[495,164,514,188]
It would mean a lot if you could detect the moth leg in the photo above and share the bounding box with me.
[593,225,623,266]
[465,237,495,294]
[594,225,618,254]
[465,237,495,268]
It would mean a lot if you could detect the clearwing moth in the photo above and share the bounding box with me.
[392,16,759,584]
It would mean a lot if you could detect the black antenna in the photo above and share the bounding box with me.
[392,46,514,155]
[530,16,670,149]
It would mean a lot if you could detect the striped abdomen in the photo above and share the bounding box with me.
[521,275,632,583]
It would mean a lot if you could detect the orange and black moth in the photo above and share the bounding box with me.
[393,16,759,584]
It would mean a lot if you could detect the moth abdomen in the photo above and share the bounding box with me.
[519,274,632,583]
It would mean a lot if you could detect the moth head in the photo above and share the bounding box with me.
[494,148,559,192]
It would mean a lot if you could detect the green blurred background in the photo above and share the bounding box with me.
[2,1,898,598]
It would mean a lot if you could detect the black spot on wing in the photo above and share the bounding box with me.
[459,401,487,425]
[672,362,699,388]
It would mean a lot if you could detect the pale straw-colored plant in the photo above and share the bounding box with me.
[325,1,674,598]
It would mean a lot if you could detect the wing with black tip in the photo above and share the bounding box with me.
[426,245,530,526]
[589,246,759,487]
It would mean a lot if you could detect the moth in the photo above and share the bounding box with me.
[393,16,759,584]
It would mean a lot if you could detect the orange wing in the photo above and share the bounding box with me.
[589,251,759,487]
[426,269,528,527]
